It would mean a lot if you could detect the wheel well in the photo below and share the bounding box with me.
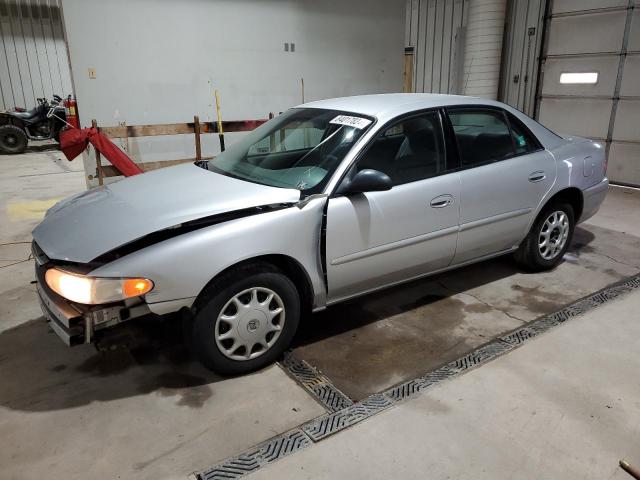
[196,255,315,315]
[545,187,584,221]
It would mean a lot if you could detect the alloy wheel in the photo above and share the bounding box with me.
[538,210,569,260]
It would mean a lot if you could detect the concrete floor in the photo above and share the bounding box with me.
[1,147,639,480]
[253,290,640,480]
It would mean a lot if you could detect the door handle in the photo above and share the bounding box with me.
[528,171,546,182]
[430,194,453,208]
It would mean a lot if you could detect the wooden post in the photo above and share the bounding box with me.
[403,46,415,93]
[214,90,225,151]
[269,112,275,152]
[91,119,104,186]
[620,460,640,480]
[122,121,129,156]
[194,115,202,161]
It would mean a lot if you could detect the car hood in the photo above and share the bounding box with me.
[32,163,301,263]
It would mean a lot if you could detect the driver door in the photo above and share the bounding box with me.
[325,110,461,303]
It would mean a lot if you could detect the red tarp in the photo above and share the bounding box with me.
[60,127,143,177]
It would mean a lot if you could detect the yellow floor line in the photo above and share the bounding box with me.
[6,198,62,221]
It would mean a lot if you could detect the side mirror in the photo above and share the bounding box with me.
[339,169,392,195]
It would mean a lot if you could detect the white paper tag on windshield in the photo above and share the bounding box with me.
[330,115,372,129]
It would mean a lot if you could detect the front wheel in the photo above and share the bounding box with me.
[0,124,28,154]
[515,202,575,272]
[190,263,300,375]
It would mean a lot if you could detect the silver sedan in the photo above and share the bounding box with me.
[32,94,609,374]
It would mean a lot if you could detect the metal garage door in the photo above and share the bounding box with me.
[537,0,640,187]
[0,0,72,110]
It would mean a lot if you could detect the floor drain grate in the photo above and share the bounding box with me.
[448,341,514,372]
[302,393,394,441]
[384,342,514,402]
[502,275,640,346]
[384,365,458,401]
[197,429,311,480]
[281,352,354,412]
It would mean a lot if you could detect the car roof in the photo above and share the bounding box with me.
[296,93,565,150]
[297,93,505,121]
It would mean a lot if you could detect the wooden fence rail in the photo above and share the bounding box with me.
[92,116,268,185]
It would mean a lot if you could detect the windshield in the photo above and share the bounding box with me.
[207,108,373,193]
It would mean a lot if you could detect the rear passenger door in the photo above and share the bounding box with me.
[446,107,556,264]
[325,110,460,302]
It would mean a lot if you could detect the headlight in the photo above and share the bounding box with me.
[45,267,154,305]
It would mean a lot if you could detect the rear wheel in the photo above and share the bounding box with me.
[0,125,28,154]
[190,263,300,375]
[515,202,575,272]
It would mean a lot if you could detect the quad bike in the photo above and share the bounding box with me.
[0,95,68,154]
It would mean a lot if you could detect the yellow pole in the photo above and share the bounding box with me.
[215,89,225,151]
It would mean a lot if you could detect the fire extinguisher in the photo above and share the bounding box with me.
[63,95,80,129]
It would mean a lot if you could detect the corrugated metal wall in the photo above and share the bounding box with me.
[0,0,72,110]
[537,0,640,186]
[499,0,545,115]
[405,0,469,94]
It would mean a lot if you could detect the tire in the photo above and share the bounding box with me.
[190,263,300,375]
[515,202,575,272]
[0,124,28,154]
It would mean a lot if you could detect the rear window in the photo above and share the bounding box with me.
[506,112,541,155]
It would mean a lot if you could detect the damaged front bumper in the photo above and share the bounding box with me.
[33,242,152,346]
[37,282,86,346]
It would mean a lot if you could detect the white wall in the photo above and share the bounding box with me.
[60,0,405,185]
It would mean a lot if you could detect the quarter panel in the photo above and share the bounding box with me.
[538,138,607,225]
[89,198,327,309]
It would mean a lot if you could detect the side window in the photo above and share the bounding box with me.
[506,113,540,155]
[448,109,515,167]
[357,111,446,186]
